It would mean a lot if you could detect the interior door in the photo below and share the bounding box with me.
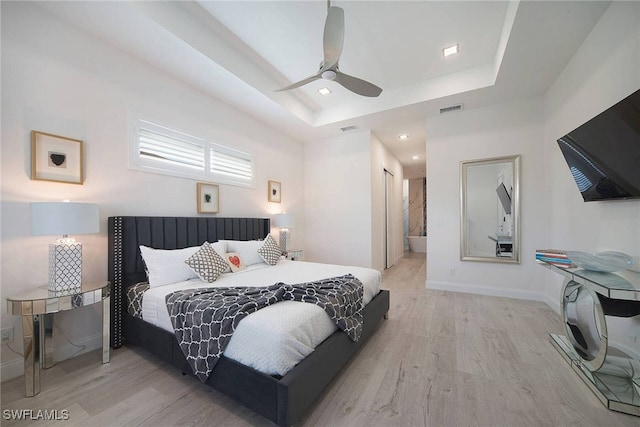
[384,169,394,269]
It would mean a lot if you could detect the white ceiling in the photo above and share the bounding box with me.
[37,1,610,170]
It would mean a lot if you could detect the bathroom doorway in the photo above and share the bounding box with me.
[403,177,427,253]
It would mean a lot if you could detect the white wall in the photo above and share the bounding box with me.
[544,0,640,283]
[426,97,548,301]
[543,1,640,355]
[304,131,404,271]
[403,164,427,180]
[1,2,304,379]
[304,131,373,267]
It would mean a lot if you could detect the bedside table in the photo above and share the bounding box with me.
[6,281,110,397]
[286,249,303,261]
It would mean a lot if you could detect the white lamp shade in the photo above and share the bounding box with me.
[31,202,99,236]
[274,213,293,228]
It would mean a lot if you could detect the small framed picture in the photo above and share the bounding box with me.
[197,182,219,214]
[268,180,281,203]
[31,131,83,184]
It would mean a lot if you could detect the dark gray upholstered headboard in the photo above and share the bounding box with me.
[107,216,270,348]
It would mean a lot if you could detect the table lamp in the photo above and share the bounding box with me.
[30,202,99,293]
[274,212,293,254]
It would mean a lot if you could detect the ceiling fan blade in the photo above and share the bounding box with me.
[277,4,382,97]
[276,72,322,92]
[323,6,344,70]
[334,71,382,97]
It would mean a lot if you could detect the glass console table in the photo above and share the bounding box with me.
[539,261,639,416]
[488,235,513,257]
[6,282,110,397]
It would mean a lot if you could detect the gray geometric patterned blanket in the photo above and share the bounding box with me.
[165,274,363,381]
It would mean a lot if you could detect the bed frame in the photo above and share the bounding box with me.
[108,216,390,426]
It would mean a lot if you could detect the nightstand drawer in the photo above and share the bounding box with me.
[286,249,303,261]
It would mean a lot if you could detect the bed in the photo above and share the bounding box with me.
[108,216,390,426]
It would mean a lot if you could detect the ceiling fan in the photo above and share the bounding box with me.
[276,1,382,97]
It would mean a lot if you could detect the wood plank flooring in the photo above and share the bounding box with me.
[2,252,638,426]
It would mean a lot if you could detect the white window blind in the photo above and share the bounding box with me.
[139,127,204,171]
[210,144,253,186]
[130,119,255,187]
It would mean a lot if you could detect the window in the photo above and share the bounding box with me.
[210,144,254,187]
[130,119,255,187]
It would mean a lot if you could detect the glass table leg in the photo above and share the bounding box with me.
[102,296,110,364]
[39,313,54,369]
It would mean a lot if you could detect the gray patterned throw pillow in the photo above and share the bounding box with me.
[185,242,229,282]
[257,234,282,266]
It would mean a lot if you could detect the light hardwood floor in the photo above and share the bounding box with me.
[2,252,638,426]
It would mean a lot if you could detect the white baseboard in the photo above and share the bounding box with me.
[426,279,561,313]
[1,333,102,382]
[426,279,547,303]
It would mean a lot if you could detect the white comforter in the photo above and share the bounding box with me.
[141,259,381,376]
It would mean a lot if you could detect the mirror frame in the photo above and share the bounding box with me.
[460,155,520,264]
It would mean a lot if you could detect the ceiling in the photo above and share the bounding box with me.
[37,1,611,171]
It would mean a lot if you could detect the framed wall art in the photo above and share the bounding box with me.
[197,182,219,214]
[31,131,84,184]
[268,180,281,203]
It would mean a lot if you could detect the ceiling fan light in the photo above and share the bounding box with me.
[443,44,459,57]
[321,70,337,80]
[318,87,332,96]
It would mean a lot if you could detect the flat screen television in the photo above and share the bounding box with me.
[557,88,640,202]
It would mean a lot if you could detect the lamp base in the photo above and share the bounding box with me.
[279,229,290,254]
[48,242,82,293]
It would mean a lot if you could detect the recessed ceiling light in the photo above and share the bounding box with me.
[318,87,331,96]
[412,155,420,160]
[443,44,459,57]
[398,134,409,141]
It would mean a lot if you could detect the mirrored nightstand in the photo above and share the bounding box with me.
[6,281,110,397]
[285,249,303,261]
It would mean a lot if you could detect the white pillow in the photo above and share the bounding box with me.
[139,245,200,287]
[224,252,246,272]
[220,240,265,266]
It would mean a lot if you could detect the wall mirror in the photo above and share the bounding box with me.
[461,155,520,263]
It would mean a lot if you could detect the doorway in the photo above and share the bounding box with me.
[404,177,427,253]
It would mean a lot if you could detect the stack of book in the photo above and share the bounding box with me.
[535,249,576,268]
